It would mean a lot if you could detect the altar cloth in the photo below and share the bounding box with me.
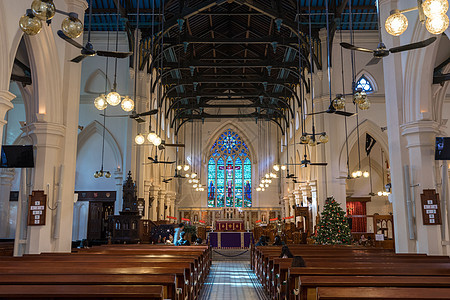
[215,220,244,232]
[208,232,253,248]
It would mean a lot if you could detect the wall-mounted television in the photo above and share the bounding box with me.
[435,137,450,160]
[0,145,34,168]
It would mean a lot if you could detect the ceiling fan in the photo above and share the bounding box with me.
[300,154,328,168]
[147,154,175,164]
[340,0,436,66]
[162,177,173,184]
[158,141,186,150]
[100,109,158,123]
[307,96,355,117]
[57,0,132,63]
[285,172,297,179]
[341,37,436,66]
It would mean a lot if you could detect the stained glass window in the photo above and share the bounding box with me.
[208,129,251,207]
[355,75,374,92]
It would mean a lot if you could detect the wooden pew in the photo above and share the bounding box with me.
[316,287,450,299]
[0,284,164,299]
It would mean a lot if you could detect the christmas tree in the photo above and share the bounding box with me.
[314,197,352,245]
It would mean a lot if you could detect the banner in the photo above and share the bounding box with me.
[181,218,190,221]
[283,216,294,220]
[167,216,177,220]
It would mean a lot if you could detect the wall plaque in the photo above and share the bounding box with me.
[420,189,442,225]
[27,191,46,226]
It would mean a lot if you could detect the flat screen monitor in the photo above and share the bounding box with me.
[0,145,34,168]
[435,137,450,160]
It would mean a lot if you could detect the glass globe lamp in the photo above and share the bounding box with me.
[193,184,198,188]
[300,134,309,144]
[353,90,367,104]
[121,96,134,112]
[98,170,104,177]
[94,171,99,178]
[135,134,145,145]
[378,191,383,196]
[31,0,55,21]
[177,165,182,171]
[426,13,449,34]
[185,174,190,178]
[363,171,370,178]
[319,134,329,144]
[281,165,287,171]
[422,0,449,18]
[61,16,83,39]
[94,94,107,110]
[191,173,197,178]
[105,171,111,178]
[19,13,42,36]
[261,188,265,191]
[385,12,408,36]
[259,183,264,188]
[265,184,269,188]
[270,173,276,178]
[265,174,270,178]
[356,170,363,177]
[308,139,317,147]
[267,179,272,184]
[358,98,371,110]
[273,165,280,171]
[147,132,157,143]
[188,179,192,183]
[153,136,162,146]
[256,187,261,191]
[352,171,358,178]
[106,91,121,106]
[184,165,190,171]
[332,97,345,110]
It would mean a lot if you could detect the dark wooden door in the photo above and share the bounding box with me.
[87,202,103,240]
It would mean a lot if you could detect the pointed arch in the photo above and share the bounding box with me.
[77,120,123,169]
[354,69,378,93]
[339,119,389,177]
[84,68,111,94]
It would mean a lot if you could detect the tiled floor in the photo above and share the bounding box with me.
[199,261,269,300]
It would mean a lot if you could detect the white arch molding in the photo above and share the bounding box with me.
[84,69,111,94]
[77,120,123,169]
[338,119,389,177]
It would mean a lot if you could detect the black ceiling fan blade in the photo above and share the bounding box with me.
[334,110,355,117]
[159,161,176,164]
[309,162,328,166]
[148,157,156,162]
[306,111,327,116]
[366,57,382,66]
[389,37,437,54]
[100,114,129,117]
[70,55,88,63]
[433,73,450,84]
[57,30,84,49]
[340,42,374,54]
[96,50,133,58]
[138,109,158,117]
[164,143,186,147]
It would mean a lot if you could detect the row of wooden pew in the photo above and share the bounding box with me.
[251,245,450,300]
[0,244,211,300]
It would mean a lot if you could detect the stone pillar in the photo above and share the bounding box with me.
[149,185,159,221]
[143,180,151,220]
[25,122,65,254]
[167,191,176,223]
[114,169,123,215]
[309,181,318,229]
[283,196,290,220]
[288,193,295,223]
[401,121,443,255]
[0,90,15,145]
[158,190,166,221]
[293,189,302,207]
[0,169,15,238]
[164,192,171,221]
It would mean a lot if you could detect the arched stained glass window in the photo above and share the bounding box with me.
[207,129,252,207]
[355,75,374,92]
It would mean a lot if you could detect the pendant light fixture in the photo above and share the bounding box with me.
[94,109,111,179]
[106,4,123,107]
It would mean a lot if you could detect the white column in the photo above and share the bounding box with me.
[149,185,159,221]
[288,193,295,223]
[401,121,444,255]
[114,169,123,214]
[310,181,318,228]
[158,190,166,221]
[0,90,15,144]
[164,192,171,221]
[283,196,289,220]
[167,191,176,223]
[143,180,151,220]
[25,122,65,254]
[0,169,15,238]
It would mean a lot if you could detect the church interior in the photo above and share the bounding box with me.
[0,0,450,299]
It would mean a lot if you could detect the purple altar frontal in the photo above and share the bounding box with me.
[207,232,253,249]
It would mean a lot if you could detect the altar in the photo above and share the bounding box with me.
[215,219,244,232]
[208,232,253,249]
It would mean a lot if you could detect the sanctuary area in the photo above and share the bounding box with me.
[0,0,450,299]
